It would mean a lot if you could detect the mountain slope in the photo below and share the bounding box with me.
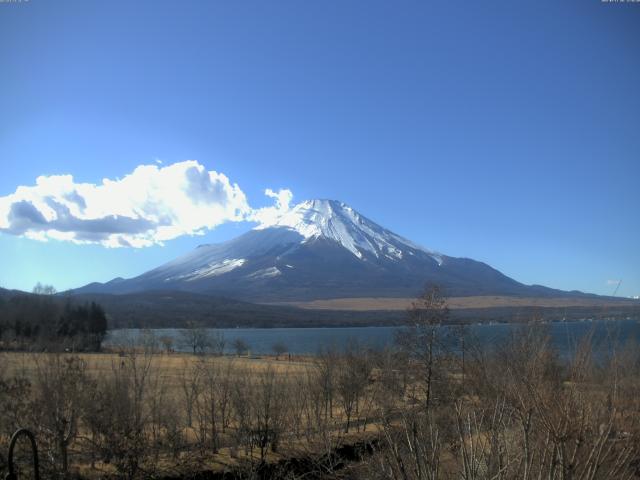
[72,199,593,301]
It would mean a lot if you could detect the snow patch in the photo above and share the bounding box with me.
[247,267,281,279]
[168,258,246,281]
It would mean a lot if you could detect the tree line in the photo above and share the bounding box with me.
[0,284,108,351]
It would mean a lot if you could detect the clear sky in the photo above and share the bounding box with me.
[0,0,638,297]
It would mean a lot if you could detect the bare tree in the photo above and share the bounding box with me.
[315,346,338,422]
[210,330,226,356]
[159,335,173,354]
[336,344,371,433]
[180,322,212,355]
[396,284,450,412]
[32,282,57,295]
[31,354,88,476]
[180,359,201,428]
[232,337,249,357]
[81,350,157,479]
[192,359,214,453]
[272,341,287,360]
[140,329,159,354]
[246,367,289,462]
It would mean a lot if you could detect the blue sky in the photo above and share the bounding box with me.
[0,0,639,297]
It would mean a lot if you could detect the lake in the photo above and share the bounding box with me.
[105,318,640,356]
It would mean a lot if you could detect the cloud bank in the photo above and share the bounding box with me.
[0,160,293,248]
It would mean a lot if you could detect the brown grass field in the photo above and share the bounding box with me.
[1,351,351,478]
[268,295,640,311]
[3,329,640,480]
[1,350,314,385]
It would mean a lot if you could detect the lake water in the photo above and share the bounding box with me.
[105,318,640,356]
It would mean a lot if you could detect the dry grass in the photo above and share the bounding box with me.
[0,351,343,478]
[1,350,314,386]
[267,295,639,311]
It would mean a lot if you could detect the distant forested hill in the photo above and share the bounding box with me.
[71,290,640,329]
[70,290,405,328]
[0,288,108,350]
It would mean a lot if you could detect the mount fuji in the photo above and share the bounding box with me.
[73,199,586,302]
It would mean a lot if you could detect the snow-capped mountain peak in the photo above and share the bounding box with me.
[72,198,562,302]
[255,199,441,262]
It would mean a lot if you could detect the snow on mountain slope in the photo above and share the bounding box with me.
[255,199,443,263]
[136,226,305,285]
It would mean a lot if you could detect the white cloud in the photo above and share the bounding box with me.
[0,160,292,248]
[249,188,294,226]
[265,188,293,210]
[606,279,621,285]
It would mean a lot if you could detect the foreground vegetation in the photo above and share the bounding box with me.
[1,287,639,479]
